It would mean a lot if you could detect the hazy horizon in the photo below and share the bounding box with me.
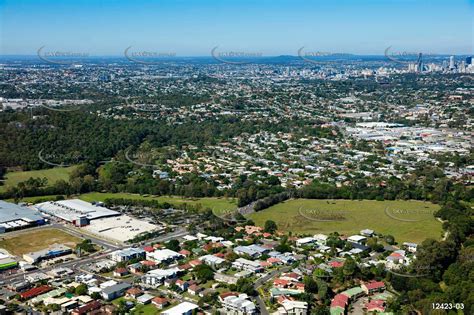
[1,0,472,56]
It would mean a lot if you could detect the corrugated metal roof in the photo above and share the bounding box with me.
[0,200,44,224]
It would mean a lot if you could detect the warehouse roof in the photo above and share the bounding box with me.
[0,200,44,224]
[35,199,119,222]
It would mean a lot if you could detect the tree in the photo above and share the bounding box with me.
[90,292,101,300]
[235,278,255,295]
[303,276,318,293]
[166,239,181,252]
[275,236,292,253]
[76,239,95,253]
[75,283,88,295]
[194,264,214,282]
[413,239,457,281]
[264,220,278,233]
[317,280,329,301]
[385,235,395,245]
[343,257,357,278]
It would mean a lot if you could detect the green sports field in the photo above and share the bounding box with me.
[248,199,442,243]
[78,192,237,213]
[0,166,77,192]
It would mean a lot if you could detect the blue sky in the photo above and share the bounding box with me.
[0,0,472,56]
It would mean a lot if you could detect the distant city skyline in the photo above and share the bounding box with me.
[0,0,472,56]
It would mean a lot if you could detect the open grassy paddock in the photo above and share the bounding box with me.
[0,228,82,256]
[78,192,237,213]
[0,166,77,192]
[248,199,442,243]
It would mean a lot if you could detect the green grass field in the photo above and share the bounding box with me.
[248,199,442,243]
[4,195,65,203]
[78,192,237,213]
[0,228,81,256]
[112,297,159,315]
[0,166,77,192]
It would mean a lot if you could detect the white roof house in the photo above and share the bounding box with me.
[147,249,182,263]
[348,235,367,244]
[162,301,199,315]
[141,267,180,287]
[277,300,308,315]
[221,294,257,314]
[182,235,198,241]
[296,237,315,246]
[314,234,328,244]
[360,229,374,236]
[199,255,226,266]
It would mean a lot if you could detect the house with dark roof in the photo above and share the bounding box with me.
[101,282,131,301]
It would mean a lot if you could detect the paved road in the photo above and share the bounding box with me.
[143,228,188,246]
[255,295,269,315]
[254,266,291,289]
[1,250,113,283]
[253,266,291,315]
[52,223,121,250]
[1,227,188,285]
[237,201,257,215]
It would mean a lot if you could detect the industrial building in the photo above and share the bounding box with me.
[35,199,119,224]
[82,215,162,242]
[23,244,72,264]
[35,199,161,242]
[0,200,45,233]
[0,257,18,270]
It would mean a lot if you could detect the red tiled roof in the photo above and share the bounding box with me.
[283,272,300,279]
[178,263,192,270]
[20,285,52,299]
[295,282,305,289]
[126,287,142,296]
[331,298,346,309]
[364,281,385,290]
[274,279,290,287]
[364,281,386,290]
[152,297,168,305]
[366,299,385,311]
[333,294,349,305]
[143,246,154,252]
[329,261,344,268]
[179,249,191,256]
[140,260,156,266]
[72,300,102,315]
[277,295,294,303]
[260,261,271,267]
[219,292,238,300]
[189,259,202,266]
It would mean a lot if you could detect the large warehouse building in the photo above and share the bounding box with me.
[35,199,120,225]
[35,199,162,243]
[0,200,45,233]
